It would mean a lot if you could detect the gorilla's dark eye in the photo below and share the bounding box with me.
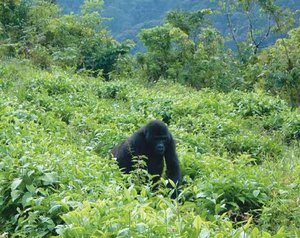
[154,135,169,142]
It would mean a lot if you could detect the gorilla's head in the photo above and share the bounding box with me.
[144,120,171,156]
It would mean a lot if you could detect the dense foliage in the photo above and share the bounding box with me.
[0,0,132,78]
[57,0,299,49]
[135,10,240,91]
[0,60,300,237]
[0,0,300,237]
[256,28,300,107]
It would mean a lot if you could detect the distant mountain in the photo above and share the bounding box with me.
[57,1,216,39]
[57,0,299,52]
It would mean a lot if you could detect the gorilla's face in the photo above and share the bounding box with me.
[152,135,170,155]
[144,121,170,156]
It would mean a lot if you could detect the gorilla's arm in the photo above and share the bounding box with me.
[165,135,181,186]
[113,140,133,173]
[113,130,147,173]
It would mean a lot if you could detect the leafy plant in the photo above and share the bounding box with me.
[0,59,299,237]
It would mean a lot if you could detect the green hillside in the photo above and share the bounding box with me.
[0,60,299,237]
[1,0,300,237]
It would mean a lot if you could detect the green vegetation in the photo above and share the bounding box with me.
[58,0,299,51]
[0,0,132,78]
[1,60,299,237]
[0,0,300,237]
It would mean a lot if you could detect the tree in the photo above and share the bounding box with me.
[257,27,300,107]
[165,9,212,48]
[45,0,132,78]
[137,10,213,82]
[137,10,240,91]
[0,0,132,78]
[0,0,30,56]
[218,0,296,61]
[138,24,194,81]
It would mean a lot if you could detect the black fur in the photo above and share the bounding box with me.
[112,120,181,195]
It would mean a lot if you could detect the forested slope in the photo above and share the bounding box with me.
[58,0,299,51]
[0,0,300,237]
[0,60,300,237]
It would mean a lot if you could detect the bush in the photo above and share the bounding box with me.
[97,81,129,100]
[0,60,299,237]
[229,92,287,118]
[283,111,300,143]
[224,133,283,162]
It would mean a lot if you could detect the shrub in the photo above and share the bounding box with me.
[97,82,129,100]
[229,92,287,118]
[283,111,300,143]
[0,60,298,237]
[224,133,283,162]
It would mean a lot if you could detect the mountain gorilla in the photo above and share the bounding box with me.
[112,120,181,197]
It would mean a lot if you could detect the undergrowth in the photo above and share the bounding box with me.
[0,60,299,237]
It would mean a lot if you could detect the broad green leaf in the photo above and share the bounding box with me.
[11,178,22,190]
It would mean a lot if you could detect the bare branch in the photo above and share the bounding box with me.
[225,0,242,58]
[256,13,272,48]
[247,11,258,53]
